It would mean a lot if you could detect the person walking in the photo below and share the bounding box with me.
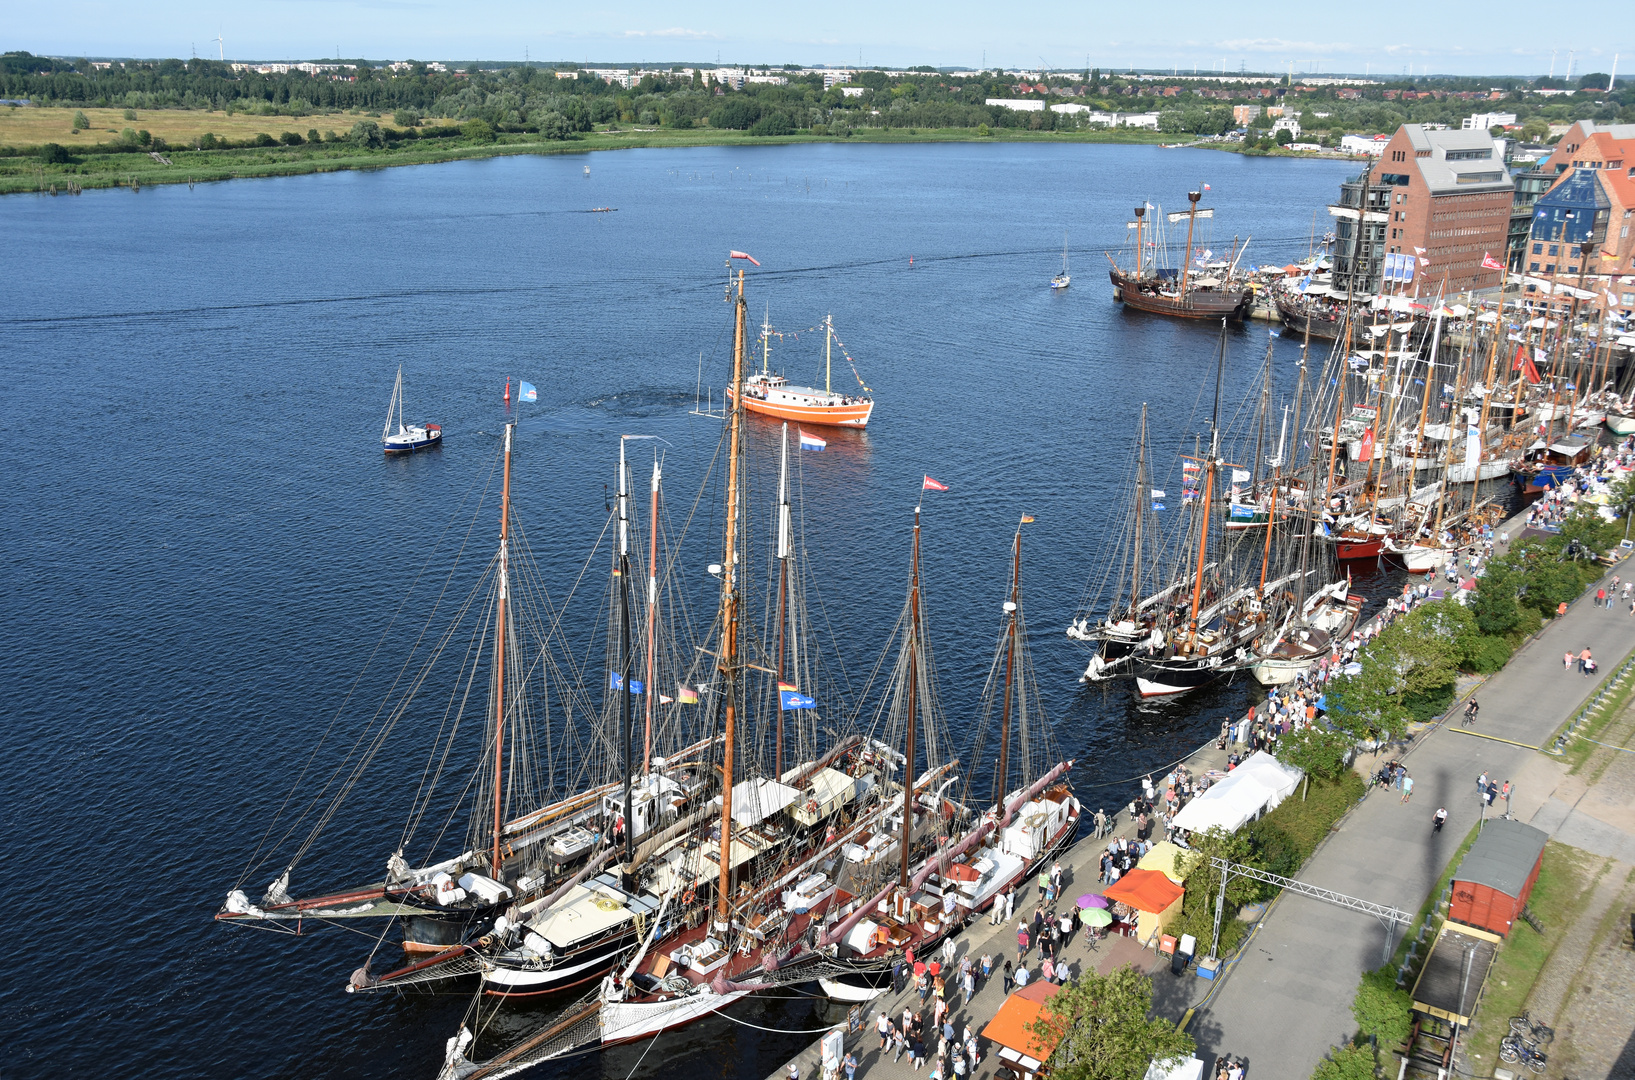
[1093,808,1108,838]
[1433,807,1448,833]
[788,1061,801,1080]
[1003,885,1015,923]
[1596,586,1606,608]
[1016,923,1029,961]
[961,967,974,1006]
[843,1052,857,1080]
[1580,647,1593,676]
[1036,869,1050,902]
[1477,771,1488,796]
[1400,774,1414,803]
[1001,959,1014,994]
[1566,649,1574,671]
[980,952,993,984]
[878,1011,893,1052]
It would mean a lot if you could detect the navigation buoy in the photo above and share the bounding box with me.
[504,378,511,404]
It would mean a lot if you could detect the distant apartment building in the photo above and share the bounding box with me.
[1330,124,1512,295]
[1462,112,1517,131]
[1339,134,1391,155]
[1272,117,1302,139]
[1232,104,1261,125]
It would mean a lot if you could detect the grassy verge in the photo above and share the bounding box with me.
[1550,652,1635,774]
[0,120,1171,196]
[1461,843,1605,1071]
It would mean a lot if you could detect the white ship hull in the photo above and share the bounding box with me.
[601,986,753,1045]
[819,976,888,1003]
[1250,657,1311,687]
[1445,459,1511,483]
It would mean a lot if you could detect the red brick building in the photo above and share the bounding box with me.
[1331,124,1512,296]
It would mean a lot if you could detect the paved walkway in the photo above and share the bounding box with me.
[1190,549,1635,1080]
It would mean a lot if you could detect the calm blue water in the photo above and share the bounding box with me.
[1,142,1375,1078]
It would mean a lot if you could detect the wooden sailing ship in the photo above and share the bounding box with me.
[1108,194,1253,321]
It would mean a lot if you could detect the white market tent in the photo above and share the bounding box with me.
[1171,751,1304,834]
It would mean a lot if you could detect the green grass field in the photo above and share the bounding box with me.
[0,114,1172,196]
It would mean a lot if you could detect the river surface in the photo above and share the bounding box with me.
[4,142,1409,1078]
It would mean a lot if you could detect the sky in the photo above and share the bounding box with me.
[12,0,1632,78]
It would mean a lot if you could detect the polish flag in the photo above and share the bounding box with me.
[922,475,949,492]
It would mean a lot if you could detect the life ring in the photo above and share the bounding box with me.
[683,886,697,905]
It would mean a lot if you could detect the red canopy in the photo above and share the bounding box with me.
[982,982,1064,1062]
[1103,867,1185,913]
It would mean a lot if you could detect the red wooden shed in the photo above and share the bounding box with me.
[1449,820,1547,937]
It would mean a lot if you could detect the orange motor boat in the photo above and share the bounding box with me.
[729,311,874,429]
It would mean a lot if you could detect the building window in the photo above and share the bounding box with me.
[1549,245,1558,256]
[1545,264,1555,273]
[1530,261,1540,271]
[1533,242,1543,254]
[1625,293,1635,304]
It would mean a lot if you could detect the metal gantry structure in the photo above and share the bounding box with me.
[1208,858,1413,966]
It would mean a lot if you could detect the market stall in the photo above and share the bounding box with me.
[982,982,1065,1080]
[1102,867,1185,946]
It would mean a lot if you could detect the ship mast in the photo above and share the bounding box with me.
[643,453,661,774]
[1468,309,1504,517]
[1179,191,1202,302]
[901,506,922,889]
[617,437,635,866]
[996,522,1022,808]
[825,314,833,396]
[715,267,748,929]
[1132,205,1146,278]
[774,422,791,778]
[1130,404,1147,617]
[1187,321,1227,647]
[490,422,514,876]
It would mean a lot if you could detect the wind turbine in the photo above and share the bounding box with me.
[215,32,224,61]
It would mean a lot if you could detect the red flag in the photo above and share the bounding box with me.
[729,250,761,266]
[1481,252,1504,271]
[1356,427,1375,463]
[922,475,948,491]
[1512,344,1542,384]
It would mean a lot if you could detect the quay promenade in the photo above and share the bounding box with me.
[764,525,1635,1080]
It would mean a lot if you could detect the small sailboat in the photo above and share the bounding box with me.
[1051,234,1070,290]
[382,365,442,453]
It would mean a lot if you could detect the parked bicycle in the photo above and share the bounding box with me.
[1499,1036,1548,1074]
[1509,1011,1556,1045]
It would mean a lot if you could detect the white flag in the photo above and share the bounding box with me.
[1465,425,1480,469]
[1231,468,1251,484]
[1151,488,1166,499]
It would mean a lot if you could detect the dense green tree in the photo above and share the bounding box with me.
[709,97,761,129]
[1027,964,1195,1080]
[348,119,386,148]
[39,142,69,163]
[459,118,494,142]
[279,131,303,145]
[71,109,88,130]
[393,108,421,127]
[749,110,795,136]
[537,111,569,139]
[1275,723,1356,781]
[1352,966,1413,1049]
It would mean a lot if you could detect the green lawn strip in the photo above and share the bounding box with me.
[1549,644,1635,773]
[1460,844,1605,1071]
[0,125,1172,195]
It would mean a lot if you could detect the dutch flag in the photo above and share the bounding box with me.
[799,428,826,451]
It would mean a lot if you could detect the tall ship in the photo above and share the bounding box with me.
[730,311,874,428]
[1107,194,1254,321]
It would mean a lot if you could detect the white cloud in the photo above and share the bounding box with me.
[623,27,716,39]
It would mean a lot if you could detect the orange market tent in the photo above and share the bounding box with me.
[1103,867,1186,945]
[982,981,1065,1080]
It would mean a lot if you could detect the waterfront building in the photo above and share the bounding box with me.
[1524,140,1635,317]
[1339,134,1390,156]
[1232,104,1262,125]
[1462,112,1517,131]
[1329,124,1512,296]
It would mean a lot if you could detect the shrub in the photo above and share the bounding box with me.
[1312,1044,1375,1080]
[196,132,218,149]
[123,108,137,120]
[39,142,69,163]
[72,110,89,130]
[279,131,304,146]
[977,123,990,136]
[460,118,496,142]
[253,132,277,147]
[307,128,321,144]
[348,120,386,148]
[1353,966,1413,1049]
[392,108,421,127]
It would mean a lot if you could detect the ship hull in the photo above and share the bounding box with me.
[1273,295,1343,340]
[1109,269,1252,321]
[729,388,873,428]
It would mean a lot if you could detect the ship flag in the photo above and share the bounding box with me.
[676,684,700,704]
[518,381,538,403]
[799,429,827,451]
[609,672,645,694]
[780,689,816,710]
[922,475,949,491]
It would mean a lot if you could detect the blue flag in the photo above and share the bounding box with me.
[610,672,644,694]
[518,381,538,403]
[780,689,816,710]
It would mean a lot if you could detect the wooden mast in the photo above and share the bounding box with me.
[774,422,791,778]
[1187,321,1227,648]
[1179,190,1202,303]
[901,507,922,889]
[642,453,660,775]
[996,524,1021,810]
[715,267,748,929]
[1468,311,1504,517]
[1133,205,1146,279]
[490,422,513,876]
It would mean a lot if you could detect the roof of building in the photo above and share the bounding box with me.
[1453,819,1548,897]
[1398,124,1513,195]
[1103,867,1186,913]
